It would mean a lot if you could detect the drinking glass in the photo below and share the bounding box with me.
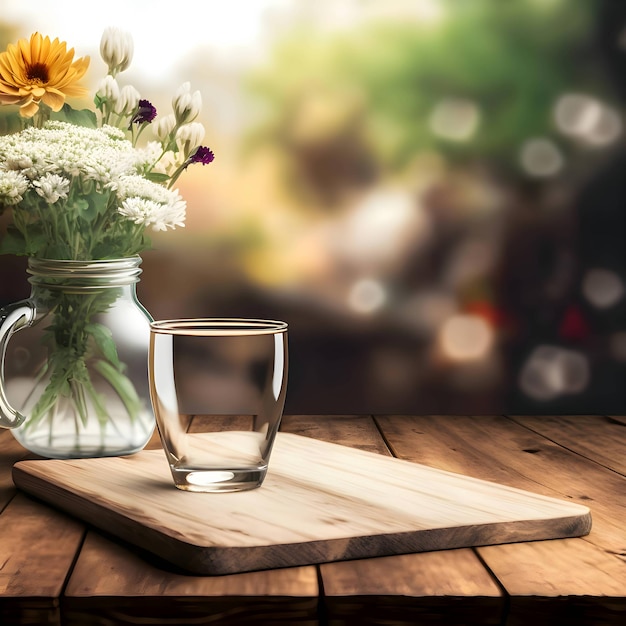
[149,318,288,492]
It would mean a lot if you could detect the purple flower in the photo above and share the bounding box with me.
[185,146,215,168]
[130,99,157,126]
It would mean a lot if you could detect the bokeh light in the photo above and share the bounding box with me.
[519,138,564,178]
[429,99,481,142]
[554,93,623,147]
[519,346,590,402]
[582,268,624,309]
[348,278,388,315]
[438,314,493,361]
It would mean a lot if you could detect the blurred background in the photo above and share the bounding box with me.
[1,0,625,415]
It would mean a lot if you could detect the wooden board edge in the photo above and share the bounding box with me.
[12,461,592,577]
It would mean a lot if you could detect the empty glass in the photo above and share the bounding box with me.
[148,318,288,492]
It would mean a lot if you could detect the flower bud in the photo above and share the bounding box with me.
[153,113,177,141]
[172,82,202,124]
[176,122,206,156]
[116,85,141,114]
[100,27,134,74]
[96,75,120,103]
[153,150,177,175]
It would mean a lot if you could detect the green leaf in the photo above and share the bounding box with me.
[144,171,170,184]
[94,359,143,422]
[0,227,27,255]
[51,104,97,128]
[93,94,105,110]
[82,378,110,427]
[24,229,52,256]
[83,192,109,222]
[85,322,122,369]
[69,379,90,427]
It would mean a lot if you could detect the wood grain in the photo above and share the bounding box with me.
[2,415,625,625]
[320,551,503,626]
[190,414,255,433]
[281,415,504,625]
[64,531,318,626]
[0,430,29,512]
[375,415,626,625]
[509,415,626,476]
[280,414,389,454]
[63,413,319,625]
[375,414,624,553]
[0,493,84,626]
[480,540,626,626]
[13,431,590,576]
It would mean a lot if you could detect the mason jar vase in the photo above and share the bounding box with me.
[0,257,155,458]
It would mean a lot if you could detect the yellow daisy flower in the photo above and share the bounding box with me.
[0,32,90,118]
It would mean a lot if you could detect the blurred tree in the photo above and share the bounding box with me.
[245,0,608,202]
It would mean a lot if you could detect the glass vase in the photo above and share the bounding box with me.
[0,257,155,458]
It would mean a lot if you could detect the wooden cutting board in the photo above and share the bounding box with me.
[12,432,591,576]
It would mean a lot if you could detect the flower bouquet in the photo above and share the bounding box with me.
[0,29,214,457]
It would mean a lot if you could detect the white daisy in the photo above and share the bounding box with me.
[32,173,71,204]
[0,169,29,205]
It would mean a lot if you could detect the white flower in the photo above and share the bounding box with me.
[118,197,159,225]
[116,175,186,231]
[118,192,186,231]
[32,173,70,203]
[172,82,202,125]
[0,122,140,193]
[116,85,141,115]
[135,141,163,168]
[0,170,29,204]
[4,155,33,171]
[176,122,205,157]
[153,114,176,142]
[100,27,134,75]
[151,192,186,231]
[96,76,120,104]
[116,174,173,203]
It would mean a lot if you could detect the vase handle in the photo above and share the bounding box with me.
[0,300,37,429]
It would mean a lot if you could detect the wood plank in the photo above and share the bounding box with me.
[12,431,590,576]
[281,415,504,626]
[375,414,624,553]
[508,415,626,475]
[0,493,84,626]
[319,552,503,626]
[0,430,29,512]
[63,531,318,626]
[63,411,318,624]
[375,415,626,625]
[189,414,255,433]
[479,540,626,626]
[280,414,389,454]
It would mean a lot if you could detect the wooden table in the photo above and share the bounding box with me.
[1,415,625,625]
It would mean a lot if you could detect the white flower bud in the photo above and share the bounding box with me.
[172,82,202,124]
[96,75,120,103]
[116,85,141,114]
[175,122,206,156]
[152,150,177,175]
[100,27,134,74]
[153,113,177,141]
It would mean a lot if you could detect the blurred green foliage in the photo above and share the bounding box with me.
[246,0,605,178]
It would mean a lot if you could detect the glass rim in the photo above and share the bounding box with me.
[150,318,288,336]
